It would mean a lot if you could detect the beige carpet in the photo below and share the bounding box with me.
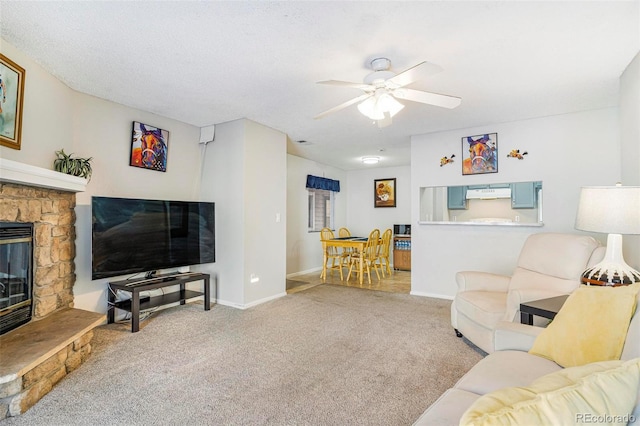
[5,284,483,425]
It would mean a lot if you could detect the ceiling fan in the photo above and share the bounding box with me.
[314,58,461,128]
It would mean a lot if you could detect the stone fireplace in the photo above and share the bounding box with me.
[0,182,77,320]
[0,222,34,335]
[0,159,104,419]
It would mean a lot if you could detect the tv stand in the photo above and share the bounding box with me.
[107,272,210,333]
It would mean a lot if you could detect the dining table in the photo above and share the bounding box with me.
[320,236,368,284]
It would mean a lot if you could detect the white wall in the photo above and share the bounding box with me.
[619,51,640,269]
[198,120,246,306]
[410,109,621,299]
[346,166,411,238]
[285,162,411,276]
[199,119,287,308]
[0,40,74,167]
[243,120,287,305]
[73,94,202,313]
[286,154,347,275]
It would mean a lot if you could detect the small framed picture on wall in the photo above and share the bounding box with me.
[462,133,498,175]
[0,54,26,150]
[374,178,396,208]
[130,121,169,172]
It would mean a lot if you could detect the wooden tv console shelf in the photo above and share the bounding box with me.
[107,272,210,333]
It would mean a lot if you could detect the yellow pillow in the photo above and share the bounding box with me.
[528,283,639,367]
[460,358,640,426]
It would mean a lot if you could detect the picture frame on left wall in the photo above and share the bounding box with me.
[0,54,26,150]
[130,121,169,172]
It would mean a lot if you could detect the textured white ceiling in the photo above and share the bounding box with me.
[1,1,638,170]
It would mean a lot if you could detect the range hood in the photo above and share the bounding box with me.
[466,187,512,200]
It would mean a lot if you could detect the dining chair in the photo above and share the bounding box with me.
[347,228,381,284]
[320,227,344,280]
[377,228,393,277]
[338,227,354,263]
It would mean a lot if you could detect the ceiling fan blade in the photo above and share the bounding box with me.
[314,93,373,119]
[386,61,443,89]
[317,80,372,91]
[393,88,461,109]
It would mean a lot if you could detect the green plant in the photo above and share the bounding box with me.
[53,149,93,180]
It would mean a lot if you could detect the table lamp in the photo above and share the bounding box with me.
[575,184,640,286]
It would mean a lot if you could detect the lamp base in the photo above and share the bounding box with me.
[581,234,640,286]
[581,266,640,286]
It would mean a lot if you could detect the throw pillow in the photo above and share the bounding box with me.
[528,282,639,367]
[460,358,640,426]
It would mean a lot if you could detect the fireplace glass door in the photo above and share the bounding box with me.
[0,222,33,335]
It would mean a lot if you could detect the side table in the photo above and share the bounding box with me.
[520,294,569,325]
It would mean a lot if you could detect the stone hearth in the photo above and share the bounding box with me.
[0,159,104,419]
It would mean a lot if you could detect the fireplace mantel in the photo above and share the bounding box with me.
[0,159,87,193]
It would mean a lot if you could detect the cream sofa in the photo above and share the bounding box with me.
[414,289,640,425]
[451,233,605,354]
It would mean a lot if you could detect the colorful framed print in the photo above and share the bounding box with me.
[0,54,26,150]
[374,178,396,208]
[462,133,498,175]
[130,121,169,172]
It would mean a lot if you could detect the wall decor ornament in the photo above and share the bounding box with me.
[462,133,498,175]
[0,54,26,150]
[130,121,169,172]
[440,154,455,167]
[374,178,396,208]
[507,149,528,159]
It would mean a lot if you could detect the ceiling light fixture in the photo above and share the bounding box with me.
[357,90,405,121]
[362,156,380,165]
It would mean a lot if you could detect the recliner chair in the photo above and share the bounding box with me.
[451,233,605,354]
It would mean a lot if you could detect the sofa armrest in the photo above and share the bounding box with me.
[494,321,544,352]
[455,271,511,292]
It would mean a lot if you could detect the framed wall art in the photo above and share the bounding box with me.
[130,121,169,172]
[0,54,26,150]
[462,133,498,175]
[374,178,396,208]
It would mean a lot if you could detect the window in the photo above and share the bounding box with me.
[308,188,334,231]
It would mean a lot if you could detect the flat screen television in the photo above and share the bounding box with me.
[91,196,215,280]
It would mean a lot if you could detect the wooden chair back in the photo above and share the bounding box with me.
[380,228,392,257]
[320,227,338,256]
[364,228,380,260]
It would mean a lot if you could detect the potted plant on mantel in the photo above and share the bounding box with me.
[53,149,93,181]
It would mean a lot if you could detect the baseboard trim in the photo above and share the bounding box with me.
[286,268,322,279]
[216,292,288,310]
[410,291,454,301]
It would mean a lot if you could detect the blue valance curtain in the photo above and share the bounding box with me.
[306,175,340,192]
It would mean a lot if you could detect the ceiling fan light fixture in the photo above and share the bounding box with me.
[357,93,404,120]
[357,97,385,120]
[378,93,404,117]
[362,156,380,165]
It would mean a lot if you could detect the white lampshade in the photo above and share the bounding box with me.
[357,97,384,120]
[377,93,405,118]
[575,185,640,286]
[575,186,640,234]
[357,93,405,121]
